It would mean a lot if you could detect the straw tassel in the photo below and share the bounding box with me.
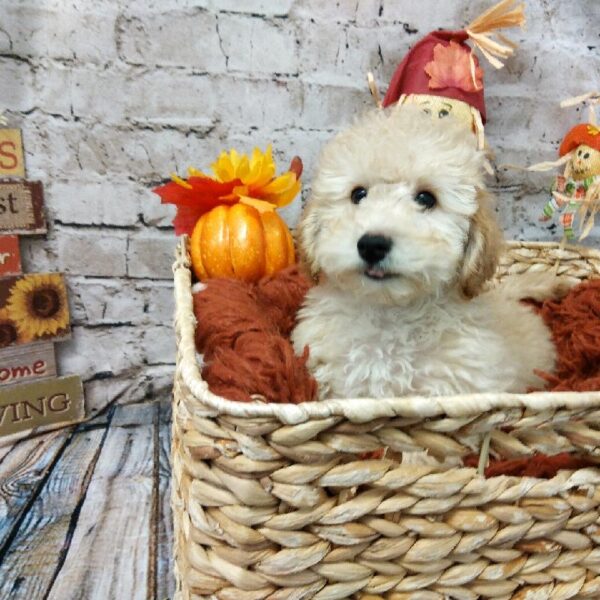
[561,91,600,125]
[465,0,526,69]
[578,180,600,240]
[366,72,383,109]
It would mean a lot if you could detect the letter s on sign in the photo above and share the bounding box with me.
[0,142,18,169]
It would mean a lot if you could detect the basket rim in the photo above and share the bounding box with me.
[174,237,600,425]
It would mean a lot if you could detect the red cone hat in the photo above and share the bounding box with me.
[382,0,526,125]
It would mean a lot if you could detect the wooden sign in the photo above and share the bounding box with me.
[0,375,84,439]
[0,129,25,177]
[0,180,46,234]
[0,273,71,349]
[0,235,21,276]
[0,342,56,387]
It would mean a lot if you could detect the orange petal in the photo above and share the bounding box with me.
[261,172,297,194]
[264,178,301,207]
[238,196,277,213]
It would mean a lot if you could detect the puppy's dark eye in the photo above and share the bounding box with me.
[351,186,368,204]
[438,109,450,118]
[414,191,437,209]
[584,152,590,159]
[578,150,582,156]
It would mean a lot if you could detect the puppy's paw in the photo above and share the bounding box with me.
[498,271,578,302]
[545,275,579,301]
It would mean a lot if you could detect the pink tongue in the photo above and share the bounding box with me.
[366,267,386,279]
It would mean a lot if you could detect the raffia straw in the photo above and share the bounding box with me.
[578,181,600,240]
[465,0,526,69]
[561,91,600,109]
[501,152,573,174]
[561,91,600,124]
[367,72,383,109]
[396,94,408,108]
[471,106,486,152]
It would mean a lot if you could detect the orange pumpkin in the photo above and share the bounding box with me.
[189,203,295,282]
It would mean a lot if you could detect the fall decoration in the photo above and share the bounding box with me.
[189,202,295,282]
[424,40,484,93]
[529,94,600,241]
[153,145,302,235]
[153,145,302,282]
[371,0,525,150]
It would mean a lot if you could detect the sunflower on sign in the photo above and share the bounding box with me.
[5,273,70,342]
[0,308,31,348]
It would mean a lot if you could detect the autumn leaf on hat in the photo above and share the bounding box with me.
[425,41,483,93]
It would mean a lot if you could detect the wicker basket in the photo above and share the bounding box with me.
[172,239,600,600]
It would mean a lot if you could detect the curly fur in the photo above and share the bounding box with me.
[292,107,558,399]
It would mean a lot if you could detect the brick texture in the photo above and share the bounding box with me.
[3,0,599,413]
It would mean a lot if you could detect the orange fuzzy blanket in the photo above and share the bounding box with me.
[193,270,600,477]
[532,280,600,391]
[194,267,318,404]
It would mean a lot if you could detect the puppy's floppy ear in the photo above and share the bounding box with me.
[459,189,503,298]
[296,197,321,278]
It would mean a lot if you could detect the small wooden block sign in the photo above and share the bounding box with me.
[0,273,71,349]
[0,129,25,177]
[0,374,84,439]
[0,179,47,234]
[0,341,56,387]
[0,234,21,276]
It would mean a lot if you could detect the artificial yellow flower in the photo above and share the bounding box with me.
[154,145,303,235]
[209,145,301,210]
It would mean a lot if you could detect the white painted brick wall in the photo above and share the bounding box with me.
[2,0,599,414]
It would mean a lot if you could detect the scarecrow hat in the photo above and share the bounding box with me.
[559,124,600,157]
[382,0,526,124]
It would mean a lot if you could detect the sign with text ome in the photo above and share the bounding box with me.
[0,341,56,387]
[0,374,84,439]
[0,180,47,234]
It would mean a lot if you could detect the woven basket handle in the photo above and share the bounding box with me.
[173,235,191,272]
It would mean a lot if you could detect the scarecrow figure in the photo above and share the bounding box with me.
[523,92,600,242]
[539,123,600,240]
[369,0,526,151]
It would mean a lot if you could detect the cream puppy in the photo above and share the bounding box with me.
[292,107,558,399]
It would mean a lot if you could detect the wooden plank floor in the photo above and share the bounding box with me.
[0,400,174,600]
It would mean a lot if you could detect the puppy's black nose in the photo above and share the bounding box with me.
[357,234,392,264]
